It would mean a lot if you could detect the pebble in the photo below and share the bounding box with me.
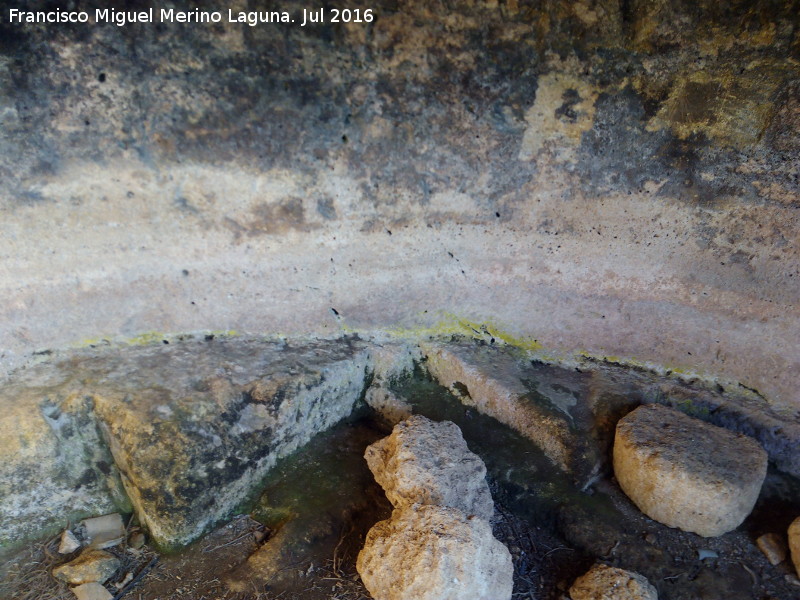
[128,531,145,549]
[59,529,81,554]
[756,532,787,566]
[81,513,126,549]
[570,563,658,600]
[71,583,113,600]
[52,548,120,585]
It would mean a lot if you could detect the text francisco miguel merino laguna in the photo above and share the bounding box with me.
[6,7,375,27]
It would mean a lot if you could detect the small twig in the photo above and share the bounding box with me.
[543,546,573,557]
[332,523,355,575]
[601,540,620,558]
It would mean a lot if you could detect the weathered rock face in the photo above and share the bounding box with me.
[364,415,494,520]
[789,517,800,577]
[0,382,129,554]
[356,505,513,600]
[0,335,374,553]
[569,563,658,600]
[613,404,768,537]
[91,337,372,549]
[0,0,798,418]
[52,548,119,585]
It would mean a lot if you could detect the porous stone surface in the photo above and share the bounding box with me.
[52,548,119,585]
[364,415,494,520]
[789,517,800,576]
[0,335,374,554]
[356,505,513,600]
[422,340,601,485]
[569,563,657,600]
[613,404,768,537]
[0,0,798,420]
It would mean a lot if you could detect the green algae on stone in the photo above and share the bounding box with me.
[246,416,392,587]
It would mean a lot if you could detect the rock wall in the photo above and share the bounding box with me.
[0,0,798,413]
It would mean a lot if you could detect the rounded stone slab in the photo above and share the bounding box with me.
[356,504,513,600]
[364,415,494,520]
[613,404,767,537]
[570,564,657,600]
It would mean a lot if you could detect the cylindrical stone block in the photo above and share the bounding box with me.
[613,403,767,537]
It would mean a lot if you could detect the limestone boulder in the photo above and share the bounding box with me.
[356,504,513,600]
[52,548,120,585]
[613,404,767,537]
[364,415,494,520]
[789,517,800,577]
[569,563,657,600]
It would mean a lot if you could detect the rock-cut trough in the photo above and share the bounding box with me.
[0,334,799,600]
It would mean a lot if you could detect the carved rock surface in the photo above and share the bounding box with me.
[365,415,494,520]
[91,337,372,549]
[569,563,658,600]
[356,505,513,600]
[0,336,374,554]
[613,404,767,537]
[421,340,601,485]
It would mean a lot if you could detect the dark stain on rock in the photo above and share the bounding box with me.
[74,468,98,488]
[241,198,315,236]
[667,80,723,127]
[0,0,796,218]
[578,87,759,206]
[316,197,337,220]
[578,87,670,192]
[555,88,582,123]
[764,80,800,154]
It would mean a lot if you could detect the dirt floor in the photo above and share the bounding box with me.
[2,372,800,600]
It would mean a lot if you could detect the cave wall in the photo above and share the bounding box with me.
[0,0,798,414]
